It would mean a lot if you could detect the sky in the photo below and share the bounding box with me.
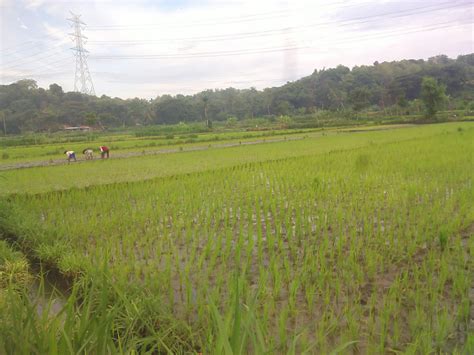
[0,0,473,99]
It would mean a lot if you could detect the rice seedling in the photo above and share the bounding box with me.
[0,122,472,352]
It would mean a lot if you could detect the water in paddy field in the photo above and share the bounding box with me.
[28,263,71,317]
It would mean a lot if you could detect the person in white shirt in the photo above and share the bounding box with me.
[83,148,94,160]
[64,150,77,163]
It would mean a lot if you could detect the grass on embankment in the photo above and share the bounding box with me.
[0,248,267,353]
[0,239,213,354]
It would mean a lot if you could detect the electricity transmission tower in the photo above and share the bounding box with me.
[68,12,95,95]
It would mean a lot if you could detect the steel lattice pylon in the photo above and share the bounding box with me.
[68,12,95,96]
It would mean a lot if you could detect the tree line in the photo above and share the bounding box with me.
[0,54,472,134]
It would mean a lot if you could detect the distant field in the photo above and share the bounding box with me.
[0,122,430,166]
[1,123,469,194]
[1,122,472,353]
[0,127,317,165]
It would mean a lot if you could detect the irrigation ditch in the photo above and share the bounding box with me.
[0,225,73,316]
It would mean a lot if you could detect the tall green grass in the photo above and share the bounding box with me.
[0,123,473,352]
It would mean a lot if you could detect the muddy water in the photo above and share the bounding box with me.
[29,277,67,317]
[27,262,73,317]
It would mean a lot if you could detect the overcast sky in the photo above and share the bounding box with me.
[1,0,472,99]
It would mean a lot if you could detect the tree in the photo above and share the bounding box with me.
[201,96,209,120]
[49,83,64,97]
[349,87,371,111]
[420,76,446,119]
[275,100,293,115]
[226,116,238,127]
[84,112,98,126]
[262,88,273,115]
[0,54,471,133]
[278,115,293,128]
[16,79,38,90]
[0,110,6,135]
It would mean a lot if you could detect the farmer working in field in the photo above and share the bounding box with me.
[64,150,77,163]
[99,145,110,159]
[83,148,94,160]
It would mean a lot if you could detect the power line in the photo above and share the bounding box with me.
[103,75,297,85]
[84,0,471,51]
[86,0,469,32]
[1,42,67,63]
[92,45,307,60]
[87,1,353,30]
[0,40,36,54]
[2,2,470,89]
[0,27,69,54]
[68,12,95,95]
[2,20,468,84]
[1,52,72,71]
[323,20,471,48]
[89,11,289,30]
[1,60,73,81]
[1,49,70,69]
[1,70,71,82]
[89,21,471,60]
[1,1,468,68]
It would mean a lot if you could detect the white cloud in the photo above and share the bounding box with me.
[17,17,29,29]
[23,0,47,10]
[42,21,69,44]
[3,0,473,97]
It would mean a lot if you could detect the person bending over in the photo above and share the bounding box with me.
[83,148,94,160]
[64,150,77,163]
[99,146,110,159]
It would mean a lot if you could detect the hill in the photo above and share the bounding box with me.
[0,54,473,133]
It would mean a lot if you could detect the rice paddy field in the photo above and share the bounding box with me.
[0,127,316,165]
[0,122,473,353]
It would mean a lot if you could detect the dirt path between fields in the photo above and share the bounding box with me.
[0,135,307,171]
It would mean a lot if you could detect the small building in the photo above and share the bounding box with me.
[63,125,91,132]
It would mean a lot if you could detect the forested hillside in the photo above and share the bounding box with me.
[1,54,473,133]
